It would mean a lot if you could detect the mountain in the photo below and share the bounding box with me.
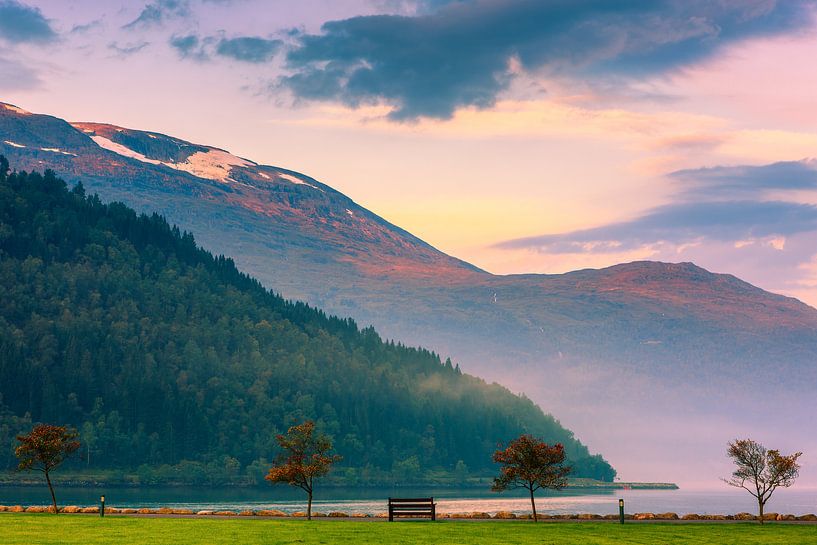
[0,161,614,483]
[2,101,816,483]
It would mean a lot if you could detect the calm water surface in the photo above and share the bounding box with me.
[2,486,816,515]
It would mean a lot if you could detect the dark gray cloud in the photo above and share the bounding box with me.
[280,0,816,120]
[498,158,817,256]
[170,33,203,58]
[109,41,150,57]
[497,200,817,254]
[70,19,103,35]
[216,36,282,63]
[170,34,282,63]
[124,0,190,29]
[671,160,817,198]
[0,1,56,43]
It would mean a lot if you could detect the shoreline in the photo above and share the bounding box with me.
[1,505,815,522]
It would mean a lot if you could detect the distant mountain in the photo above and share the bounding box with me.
[2,101,816,482]
[0,161,613,482]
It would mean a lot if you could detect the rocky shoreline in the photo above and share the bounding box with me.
[2,505,816,521]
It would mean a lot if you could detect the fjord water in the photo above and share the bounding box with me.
[1,487,815,516]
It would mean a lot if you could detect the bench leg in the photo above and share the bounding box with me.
[389,506,393,522]
[432,506,436,521]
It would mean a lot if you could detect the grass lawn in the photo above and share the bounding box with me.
[2,514,816,545]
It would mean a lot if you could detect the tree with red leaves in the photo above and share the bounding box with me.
[491,435,571,522]
[266,421,341,520]
[723,438,802,524]
[15,424,81,514]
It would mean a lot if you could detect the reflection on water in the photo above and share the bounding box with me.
[1,486,815,515]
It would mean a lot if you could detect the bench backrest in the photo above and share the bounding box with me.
[389,497,434,506]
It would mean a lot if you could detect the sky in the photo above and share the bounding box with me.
[3,1,817,306]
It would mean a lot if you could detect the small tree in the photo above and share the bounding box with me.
[15,424,80,514]
[491,435,570,522]
[723,438,802,524]
[266,421,341,520]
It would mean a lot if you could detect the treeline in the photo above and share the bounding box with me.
[0,157,616,483]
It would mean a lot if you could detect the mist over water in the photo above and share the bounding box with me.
[470,357,817,489]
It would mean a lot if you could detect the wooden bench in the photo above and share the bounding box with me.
[388,497,436,521]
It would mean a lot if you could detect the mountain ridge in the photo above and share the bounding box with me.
[2,100,808,299]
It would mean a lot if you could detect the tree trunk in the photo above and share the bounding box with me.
[758,497,764,525]
[45,470,57,514]
[529,487,538,523]
[307,491,313,521]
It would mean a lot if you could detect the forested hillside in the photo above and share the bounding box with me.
[0,158,614,484]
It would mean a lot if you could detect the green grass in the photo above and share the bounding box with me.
[1,514,815,545]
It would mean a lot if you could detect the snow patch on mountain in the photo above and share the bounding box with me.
[77,121,324,188]
[41,147,78,156]
[171,149,255,182]
[91,135,163,165]
[277,172,322,191]
[90,134,256,183]
[3,140,26,148]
